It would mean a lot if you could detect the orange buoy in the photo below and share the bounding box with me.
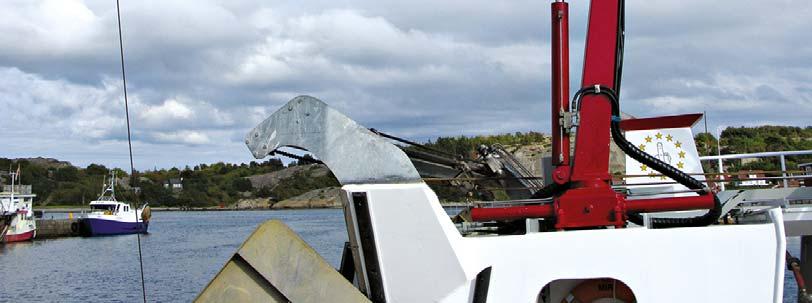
[560,278,636,303]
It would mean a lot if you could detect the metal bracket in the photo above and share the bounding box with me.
[561,111,577,132]
[245,95,421,185]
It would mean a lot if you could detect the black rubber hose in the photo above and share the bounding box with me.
[576,86,721,228]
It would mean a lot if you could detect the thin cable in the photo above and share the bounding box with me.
[270,149,324,164]
[116,1,147,302]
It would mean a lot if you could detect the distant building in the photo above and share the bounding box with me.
[164,178,184,191]
[736,170,769,187]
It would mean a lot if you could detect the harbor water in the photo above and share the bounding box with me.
[0,209,803,302]
[0,210,346,302]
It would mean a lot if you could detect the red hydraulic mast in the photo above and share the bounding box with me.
[550,0,570,171]
[470,0,718,229]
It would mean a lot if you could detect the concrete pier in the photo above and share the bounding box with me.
[35,219,81,239]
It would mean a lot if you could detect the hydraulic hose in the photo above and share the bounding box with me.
[574,85,721,228]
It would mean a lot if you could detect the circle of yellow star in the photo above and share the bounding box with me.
[635,131,688,178]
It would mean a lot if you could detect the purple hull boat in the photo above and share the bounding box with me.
[80,218,148,236]
[80,173,152,237]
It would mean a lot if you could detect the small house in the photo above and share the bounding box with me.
[164,178,184,191]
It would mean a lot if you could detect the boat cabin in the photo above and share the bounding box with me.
[88,201,135,216]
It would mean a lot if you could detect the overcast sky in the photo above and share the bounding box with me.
[1,0,810,170]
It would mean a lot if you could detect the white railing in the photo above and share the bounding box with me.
[699,150,812,190]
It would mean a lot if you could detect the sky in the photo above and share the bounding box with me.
[0,0,810,170]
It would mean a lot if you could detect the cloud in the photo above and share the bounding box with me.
[0,0,810,170]
[150,130,211,145]
[140,99,194,123]
[0,67,125,140]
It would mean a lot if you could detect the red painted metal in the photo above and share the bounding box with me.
[569,0,620,181]
[468,0,716,228]
[4,229,35,242]
[555,186,627,229]
[470,204,555,222]
[619,113,704,131]
[551,0,623,229]
[551,1,570,167]
[552,166,570,185]
[626,195,714,213]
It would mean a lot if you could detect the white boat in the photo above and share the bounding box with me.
[1,170,36,243]
[78,173,150,236]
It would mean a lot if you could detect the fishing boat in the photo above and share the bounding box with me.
[78,173,150,236]
[2,194,37,243]
[0,170,36,243]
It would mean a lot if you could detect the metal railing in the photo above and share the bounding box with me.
[699,150,812,190]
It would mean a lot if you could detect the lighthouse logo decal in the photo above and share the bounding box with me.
[625,127,705,190]
[636,132,687,180]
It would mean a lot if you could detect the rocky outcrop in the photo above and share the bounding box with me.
[233,198,273,209]
[247,164,329,189]
[14,157,73,169]
[272,187,341,209]
[507,143,547,180]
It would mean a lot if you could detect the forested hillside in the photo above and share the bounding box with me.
[3,126,809,207]
[0,158,297,207]
[694,125,812,171]
[418,131,549,157]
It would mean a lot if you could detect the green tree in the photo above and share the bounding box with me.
[85,164,109,176]
[694,132,718,157]
[54,166,79,182]
[232,178,253,192]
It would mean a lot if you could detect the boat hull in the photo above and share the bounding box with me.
[4,229,35,242]
[80,218,148,236]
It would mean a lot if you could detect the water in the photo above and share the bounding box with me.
[0,210,804,302]
[0,210,347,302]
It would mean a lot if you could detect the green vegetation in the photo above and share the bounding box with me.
[253,166,340,201]
[410,131,550,202]
[418,131,548,158]
[695,125,812,172]
[145,160,289,207]
[0,158,291,207]
[3,126,807,207]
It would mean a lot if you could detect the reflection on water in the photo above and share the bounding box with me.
[0,209,803,302]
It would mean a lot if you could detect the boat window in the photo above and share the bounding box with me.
[91,204,116,211]
[125,206,129,212]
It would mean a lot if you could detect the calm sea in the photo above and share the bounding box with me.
[0,210,802,302]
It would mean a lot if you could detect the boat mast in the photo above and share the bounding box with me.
[9,171,14,209]
[111,172,116,200]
